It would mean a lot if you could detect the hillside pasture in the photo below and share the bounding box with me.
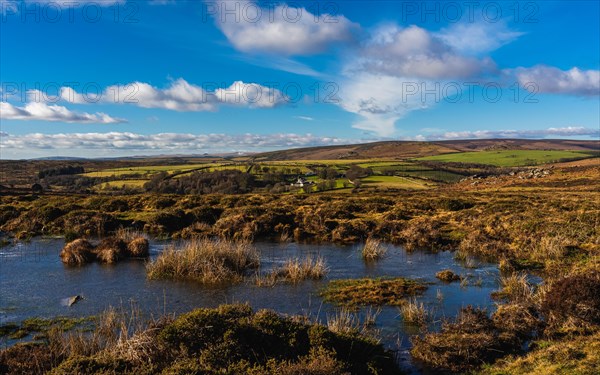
[418,150,593,167]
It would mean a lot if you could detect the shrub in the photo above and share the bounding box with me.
[411,306,521,373]
[541,272,600,330]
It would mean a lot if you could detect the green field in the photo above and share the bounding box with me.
[418,150,592,167]
[361,175,429,189]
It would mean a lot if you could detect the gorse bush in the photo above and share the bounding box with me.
[146,238,259,284]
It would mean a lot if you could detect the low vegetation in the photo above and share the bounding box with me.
[257,256,328,285]
[59,235,149,266]
[320,277,428,307]
[435,269,461,282]
[411,306,527,373]
[1,144,599,373]
[399,298,429,326]
[146,238,259,284]
[0,304,401,375]
[362,238,387,261]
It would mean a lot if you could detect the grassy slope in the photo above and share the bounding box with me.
[418,150,593,167]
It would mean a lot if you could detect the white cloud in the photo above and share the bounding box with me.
[215,81,287,108]
[295,116,314,121]
[514,65,600,96]
[351,24,497,80]
[211,0,357,55]
[0,101,125,124]
[107,79,289,110]
[418,126,600,140]
[334,21,526,136]
[437,20,524,55]
[337,72,433,136]
[26,79,289,112]
[0,131,359,152]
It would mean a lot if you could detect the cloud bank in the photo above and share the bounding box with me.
[0,132,356,152]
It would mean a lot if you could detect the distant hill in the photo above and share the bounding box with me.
[253,139,599,161]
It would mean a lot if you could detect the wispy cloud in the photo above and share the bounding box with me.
[0,101,126,124]
[295,116,314,121]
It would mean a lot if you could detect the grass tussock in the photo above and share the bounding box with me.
[399,298,429,326]
[320,277,427,307]
[0,304,401,375]
[326,309,361,335]
[59,239,95,266]
[95,237,127,264]
[435,269,461,282]
[257,256,328,286]
[362,238,387,261]
[493,272,534,302]
[146,238,259,284]
[127,237,150,258]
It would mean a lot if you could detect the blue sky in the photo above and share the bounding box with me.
[0,0,598,158]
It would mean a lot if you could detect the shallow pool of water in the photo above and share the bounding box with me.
[0,238,501,372]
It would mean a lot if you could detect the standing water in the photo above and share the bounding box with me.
[0,238,501,371]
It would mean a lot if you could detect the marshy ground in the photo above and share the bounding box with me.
[0,147,598,374]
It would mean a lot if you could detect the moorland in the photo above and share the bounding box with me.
[0,138,599,374]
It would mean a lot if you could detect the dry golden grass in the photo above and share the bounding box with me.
[126,237,150,258]
[362,238,387,261]
[326,309,360,335]
[95,238,127,264]
[146,238,259,284]
[399,298,429,326]
[257,256,328,286]
[59,239,95,266]
[494,273,534,302]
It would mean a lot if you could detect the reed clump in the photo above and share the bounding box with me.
[258,256,328,285]
[362,238,387,261]
[400,298,429,326]
[493,272,534,302]
[59,239,95,266]
[146,238,259,284]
